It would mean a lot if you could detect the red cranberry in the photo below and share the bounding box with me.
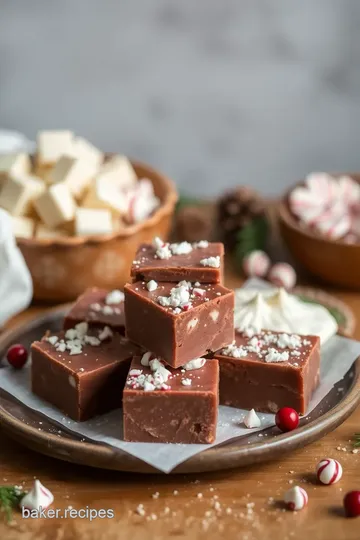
[6,344,28,369]
[275,407,299,432]
[344,491,360,517]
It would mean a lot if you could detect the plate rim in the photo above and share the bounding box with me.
[0,305,359,474]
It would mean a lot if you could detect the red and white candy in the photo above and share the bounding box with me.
[242,250,270,278]
[284,486,308,511]
[316,458,343,485]
[268,262,296,289]
[289,186,325,224]
[20,480,54,511]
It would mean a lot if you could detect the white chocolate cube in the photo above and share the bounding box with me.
[75,208,113,236]
[36,224,68,239]
[0,153,31,186]
[47,155,96,199]
[82,177,129,216]
[72,137,103,169]
[12,216,35,238]
[34,183,76,228]
[0,175,45,216]
[37,130,74,167]
[99,155,138,190]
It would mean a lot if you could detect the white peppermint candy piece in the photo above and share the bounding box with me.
[316,458,343,485]
[140,351,152,366]
[242,250,270,278]
[305,172,339,203]
[244,409,261,428]
[106,289,124,305]
[284,485,308,511]
[314,210,351,240]
[183,358,206,370]
[268,263,296,290]
[20,480,54,511]
[289,186,326,223]
[337,175,360,207]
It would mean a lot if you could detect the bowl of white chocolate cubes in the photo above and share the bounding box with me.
[0,130,177,301]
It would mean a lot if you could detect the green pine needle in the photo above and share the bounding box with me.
[295,295,346,327]
[0,486,24,522]
[234,216,269,264]
[175,195,203,213]
[353,434,360,448]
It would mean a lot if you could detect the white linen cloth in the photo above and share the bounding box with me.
[0,209,33,325]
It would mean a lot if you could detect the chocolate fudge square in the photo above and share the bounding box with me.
[215,330,320,414]
[131,239,224,283]
[31,322,140,421]
[123,354,219,443]
[124,280,234,368]
[64,287,125,334]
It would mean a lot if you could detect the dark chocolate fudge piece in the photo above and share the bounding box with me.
[131,238,224,283]
[124,280,234,368]
[123,354,219,443]
[215,329,320,414]
[31,322,140,421]
[64,287,125,334]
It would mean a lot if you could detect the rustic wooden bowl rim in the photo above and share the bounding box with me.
[278,172,360,249]
[17,159,178,248]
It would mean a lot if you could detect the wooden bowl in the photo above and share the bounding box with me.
[278,173,360,289]
[18,161,178,302]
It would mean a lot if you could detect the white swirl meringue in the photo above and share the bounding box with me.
[20,480,54,511]
[234,286,338,344]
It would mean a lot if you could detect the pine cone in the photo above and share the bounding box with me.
[217,187,267,249]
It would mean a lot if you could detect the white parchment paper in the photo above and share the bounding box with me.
[0,279,358,473]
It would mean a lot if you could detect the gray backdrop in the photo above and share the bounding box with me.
[1,0,360,197]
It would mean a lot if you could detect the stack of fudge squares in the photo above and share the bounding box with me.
[31,238,321,445]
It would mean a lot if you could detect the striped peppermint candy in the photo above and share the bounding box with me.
[305,172,338,205]
[268,262,296,290]
[316,458,343,485]
[242,250,270,278]
[284,486,308,511]
[289,186,326,224]
[313,208,351,240]
[337,175,360,208]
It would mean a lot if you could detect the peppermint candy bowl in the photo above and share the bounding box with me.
[278,173,360,289]
[17,160,178,302]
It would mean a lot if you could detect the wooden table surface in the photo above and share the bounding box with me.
[1,266,360,540]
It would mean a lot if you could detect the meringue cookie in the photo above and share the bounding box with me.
[20,480,54,511]
[234,286,337,344]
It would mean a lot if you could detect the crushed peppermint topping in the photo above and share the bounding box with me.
[152,237,211,260]
[98,326,113,341]
[127,357,172,391]
[140,351,152,366]
[264,349,289,363]
[181,378,192,386]
[220,331,311,364]
[200,256,220,268]
[45,322,113,356]
[158,285,190,309]
[146,280,158,292]
[153,237,172,259]
[183,358,206,370]
[105,290,124,305]
[193,240,209,248]
[169,241,193,255]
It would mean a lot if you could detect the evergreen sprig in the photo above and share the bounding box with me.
[0,486,24,522]
[234,216,268,265]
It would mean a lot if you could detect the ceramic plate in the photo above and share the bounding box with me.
[0,306,359,474]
